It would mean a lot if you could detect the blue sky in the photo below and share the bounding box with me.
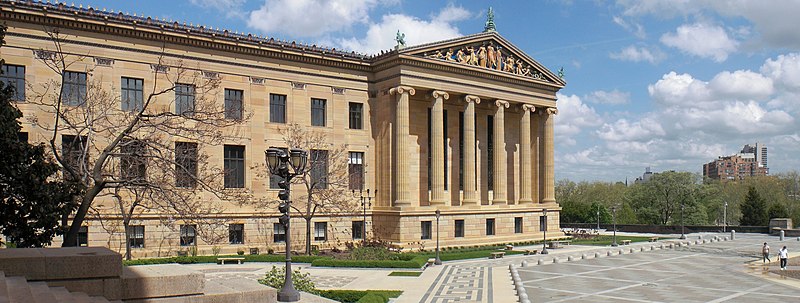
[74,0,800,182]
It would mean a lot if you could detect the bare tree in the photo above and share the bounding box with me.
[28,28,248,246]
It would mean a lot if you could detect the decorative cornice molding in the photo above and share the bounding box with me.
[431,90,450,100]
[389,86,416,96]
[495,100,510,108]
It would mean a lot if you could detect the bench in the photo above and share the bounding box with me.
[427,258,436,266]
[524,249,538,255]
[217,257,245,265]
[621,240,632,245]
[505,245,514,251]
[547,240,572,249]
[489,252,505,259]
[649,237,659,242]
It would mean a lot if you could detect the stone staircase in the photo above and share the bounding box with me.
[0,247,276,303]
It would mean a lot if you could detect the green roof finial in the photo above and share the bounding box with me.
[395,30,406,49]
[484,7,496,33]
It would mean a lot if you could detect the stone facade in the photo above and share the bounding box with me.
[0,1,564,257]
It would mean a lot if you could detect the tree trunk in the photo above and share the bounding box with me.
[305,217,312,255]
[124,221,131,260]
[62,186,103,247]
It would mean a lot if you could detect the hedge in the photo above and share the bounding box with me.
[124,254,327,266]
[311,256,427,268]
[317,290,402,303]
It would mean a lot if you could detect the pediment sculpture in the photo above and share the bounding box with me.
[423,41,551,82]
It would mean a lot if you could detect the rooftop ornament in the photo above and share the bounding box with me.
[395,30,406,50]
[484,7,496,33]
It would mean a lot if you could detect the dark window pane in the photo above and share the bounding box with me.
[349,102,363,129]
[1,64,26,101]
[352,221,364,240]
[270,94,286,123]
[175,84,195,115]
[61,135,88,179]
[17,132,28,143]
[310,150,328,189]
[273,223,286,243]
[224,145,245,188]
[229,224,244,244]
[486,218,495,236]
[121,77,144,112]
[454,220,464,238]
[180,224,197,246]
[127,225,145,248]
[63,71,87,106]
[515,217,523,234]
[175,142,198,188]
[314,222,327,241]
[120,140,147,181]
[348,152,364,190]
[77,226,88,247]
[311,98,326,127]
[421,221,432,240]
[224,89,243,120]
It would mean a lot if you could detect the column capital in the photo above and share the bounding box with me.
[463,94,481,104]
[389,85,416,96]
[431,90,450,100]
[545,107,559,115]
[521,104,536,112]
[494,100,510,108]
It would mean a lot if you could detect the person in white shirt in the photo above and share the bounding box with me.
[778,246,789,270]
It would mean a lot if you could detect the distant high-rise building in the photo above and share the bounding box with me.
[740,142,767,168]
[703,143,769,181]
[634,167,654,184]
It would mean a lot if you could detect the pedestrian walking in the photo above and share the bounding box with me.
[779,246,789,270]
[762,242,771,263]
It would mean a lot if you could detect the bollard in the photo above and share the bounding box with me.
[780,230,785,241]
[521,261,528,267]
[608,251,614,256]
[582,253,588,259]
[509,264,515,271]
[568,256,575,261]
[630,248,636,253]
[618,249,624,255]
[731,230,735,240]
[519,292,528,300]
[641,247,646,252]
[553,257,560,263]
[538,259,545,265]
[595,252,602,258]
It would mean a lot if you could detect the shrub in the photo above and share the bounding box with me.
[317,290,401,303]
[258,265,318,294]
[346,247,402,261]
[123,254,326,266]
[357,293,389,303]
[237,250,245,256]
[311,256,427,268]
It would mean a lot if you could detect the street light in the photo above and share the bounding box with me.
[611,206,618,247]
[679,203,686,240]
[265,148,308,303]
[723,201,728,233]
[352,189,376,244]
[541,208,549,255]
[596,204,601,231]
[434,209,442,265]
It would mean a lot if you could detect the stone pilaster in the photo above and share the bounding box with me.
[519,104,535,204]
[430,90,449,206]
[389,86,416,207]
[542,107,558,203]
[462,95,480,205]
[492,100,509,205]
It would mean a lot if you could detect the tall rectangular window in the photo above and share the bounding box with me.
[539,216,547,232]
[352,221,364,240]
[311,98,326,127]
[62,135,87,177]
[224,89,243,120]
[180,224,196,246]
[459,112,464,190]
[421,221,432,240]
[348,151,364,190]
[269,147,288,189]
[127,225,145,248]
[454,219,464,238]
[487,115,494,190]
[120,140,147,181]
[77,226,88,247]
[1,64,25,101]
[515,217,523,234]
[224,145,245,188]
[121,77,144,112]
[63,71,87,106]
[175,84,195,115]
[349,102,363,129]
[270,94,286,123]
[175,142,198,188]
[486,218,495,236]
[314,222,327,241]
[229,224,244,244]
[310,149,329,189]
[273,223,286,243]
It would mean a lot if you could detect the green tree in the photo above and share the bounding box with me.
[768,203,789,219]
[0,24,81,247]
[740,186,768,226]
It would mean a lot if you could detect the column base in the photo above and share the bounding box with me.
[518,199,533,204]
[491,200,508,205]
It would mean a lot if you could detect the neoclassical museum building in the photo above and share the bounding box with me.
[0,1,564,256]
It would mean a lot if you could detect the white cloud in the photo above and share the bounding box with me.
[708,70,774,99]
[612,16,646,39]
[610,45,666,64]
[586,89,631,105]
[554,94,603,140]
[336,4,470,54]
[760,53,800,91]
[660,22,738,62]
[597,118,666,142]
[648,72,712,107]
[246,0,380,37]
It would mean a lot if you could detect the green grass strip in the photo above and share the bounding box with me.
[388,271,422,277]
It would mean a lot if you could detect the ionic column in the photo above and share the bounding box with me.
[430,90,449,206]
[519,104,535,204]
[542,107,558,203]
[493,100,509,205]
[462,95,480,205]
[389,86,416,207]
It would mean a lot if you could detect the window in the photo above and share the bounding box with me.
[175,142,198,188]
[421,221,432,240]
[269,147,288,189]
[270,94,286,123]
[310,150,329,189]
[459,112,464,190]
[314,222,327,241]
[121,77,144,111]
[77,226,88,247]
[311,98,326,126]
[348,152,364,190]
[229,224,244,244]
[128,225,145,248]
[63,71,87,106]
[175,84,195,115]
[454,220,464,238]
[224,145,245,188]
[180,224,196,246]
[62,135,87,177]
[539,216,547,232]
[120,140,147,181]
[486,218,495,236]
[224,89,243,120]
[349,102,363,129]
[273,223,285,243]
[1,64,25,101]
[18,132,28,142]
[487,115,494,190]
[352,221,364,240]
[515,217,523,234]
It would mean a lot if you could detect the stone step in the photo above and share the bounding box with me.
[0,272,9,303]
[0,248,121,281]
[6,276,34,303]
[50,286,76,303]
[28,282,58,303]
[120,264,204,300]
[71,291,93,303]
[200,277,275,303]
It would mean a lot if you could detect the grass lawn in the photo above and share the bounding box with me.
[571,235,658,246]
[388,271,422,277]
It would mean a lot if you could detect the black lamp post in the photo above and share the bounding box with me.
[352,189,376,244]
[679,203,686,239]
[266,148,308,303]
[596,204,601,231]
[611,206,618,247]
[723,201,728,233]
[434,209,442,265]
[541,208,549,255]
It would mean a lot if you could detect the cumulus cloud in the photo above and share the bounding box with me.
[554,94,603,144]
[648,72,712,107]
[246,0,381,37]
[585,89,631,105]
[610,45,666,64]
[597,118,666,142]
[660,22,739,62]
[760,53,800,91]
[708,70,773,99]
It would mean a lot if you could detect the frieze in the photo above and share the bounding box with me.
[94,57,114,66]
[202,71,220,79]
[291,82,306,90]
[332,87,346,95]
[33,49,56,61]
[422,41,551,82]
[150,64,169,73]
[250,77,265,85]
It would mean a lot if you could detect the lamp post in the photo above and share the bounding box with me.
[723,201,728,233]
[679,203,686,240]
[434,209,442,265]
[266,148,308,303]
[541,208,549,255]
[352,189,376,244]
[596,204,601,231]
[611,206,618,247]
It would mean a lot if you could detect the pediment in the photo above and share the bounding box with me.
[399,32,565,86]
